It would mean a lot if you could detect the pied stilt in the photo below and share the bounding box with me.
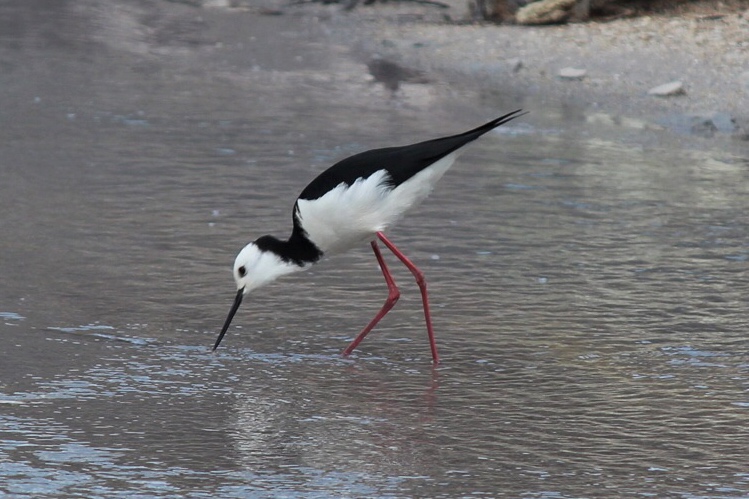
[213,110,526,363]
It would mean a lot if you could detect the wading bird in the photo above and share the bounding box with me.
[213,110,526,363]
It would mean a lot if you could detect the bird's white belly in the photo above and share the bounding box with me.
[296,152,457,255]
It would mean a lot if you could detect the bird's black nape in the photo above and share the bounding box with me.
[255,229,323,267]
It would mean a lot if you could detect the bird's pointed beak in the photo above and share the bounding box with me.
[213,288,244,351]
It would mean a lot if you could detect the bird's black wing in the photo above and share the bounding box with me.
[297,109,526,201]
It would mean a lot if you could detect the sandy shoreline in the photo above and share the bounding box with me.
[257,0,749,146]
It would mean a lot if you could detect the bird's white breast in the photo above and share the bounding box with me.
[296,152,457,255]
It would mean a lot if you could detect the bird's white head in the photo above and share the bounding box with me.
[232,240,299,295]
[212,237,306,351]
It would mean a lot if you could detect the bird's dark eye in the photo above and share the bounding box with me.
[238,266,246,277]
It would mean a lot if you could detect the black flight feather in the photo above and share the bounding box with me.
[297,110,526,202]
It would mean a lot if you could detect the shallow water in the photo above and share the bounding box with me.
[2,2,748,498]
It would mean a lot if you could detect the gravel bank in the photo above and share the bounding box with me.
[272,0,749,145]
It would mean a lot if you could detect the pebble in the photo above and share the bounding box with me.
[558,67,586,80]
[648,81,685,96]
[658,112,737,137]
[506,57,523,73]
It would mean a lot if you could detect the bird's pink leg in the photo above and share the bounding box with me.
[376,232,440,364]
[342,240,401,357]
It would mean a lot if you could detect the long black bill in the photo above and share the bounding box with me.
[213,288,244,351]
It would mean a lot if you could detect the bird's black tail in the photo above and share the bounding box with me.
[405,109,528,165]
[299,109,528,199]
[459,109,528,140]
[372,109,528,187]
